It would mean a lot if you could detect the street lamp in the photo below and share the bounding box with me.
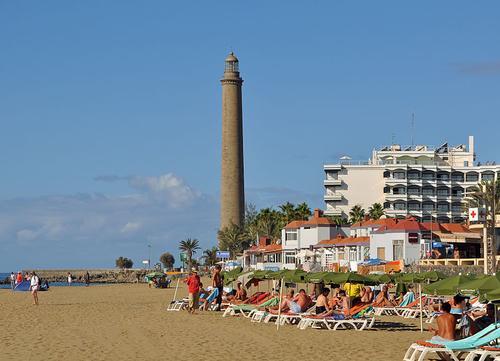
[148,244,152,269]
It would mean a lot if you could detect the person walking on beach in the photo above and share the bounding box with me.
[212,265,223,311]
[67,272,72,286]
[84,271,90,287]
[10,272,15,290]
[186,270,200,314]
[16,271,23,286]
[30,272,40,305]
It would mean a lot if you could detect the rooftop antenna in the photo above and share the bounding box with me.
[391,133,396,145]
[411,112,415,146]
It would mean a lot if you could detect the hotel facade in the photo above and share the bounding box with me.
[323,136,499,223]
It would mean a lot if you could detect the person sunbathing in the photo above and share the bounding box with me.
[372,285,395,307]
[428,302,456,342]
[359,286,373,303]
[269,289,310,314]
[226,282,248,303]
[268,289,295,312]
[315,288,331,314]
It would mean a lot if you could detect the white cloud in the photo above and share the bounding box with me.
[0,173,218,270]
[121,221,142,234]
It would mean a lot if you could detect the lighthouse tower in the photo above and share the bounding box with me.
[220,52,245,230]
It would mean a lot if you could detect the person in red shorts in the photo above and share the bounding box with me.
[186,269,201,314]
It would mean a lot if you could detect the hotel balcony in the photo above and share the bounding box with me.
[324,179,342,186]
[323,164,342,171]
[324,208,342,216]
[324,194,342,201]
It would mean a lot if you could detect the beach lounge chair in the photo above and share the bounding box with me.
[463,346,500,361]
[272,304,317,326]
[167,298,188,311]
[222,296,278,318]
[297,314,376,331]
[200,288,219,311]
[403,323,500,361]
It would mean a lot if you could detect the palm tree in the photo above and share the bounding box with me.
[256,208,282,239]
[349,205,365,224]
[295,202,312,220]
[279,202,297,224]
[217,223,248,257]
[202,247,218,267]
[368,203,384,220]
[178,238,200,271]
[327,215,345,226]
[464,179,500,273]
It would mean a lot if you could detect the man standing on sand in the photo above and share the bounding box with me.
[429,302,457,342]
[212,265,224,311]
[67,272,72,286]
[10,272,15,290]
[84,271,90,287]
[30,272,40,306]
[186,270,201,314]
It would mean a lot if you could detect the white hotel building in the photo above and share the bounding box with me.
[324,136,499,223]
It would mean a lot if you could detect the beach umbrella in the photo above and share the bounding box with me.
[421,271,446,282]
[459,274,500,295]
[422,275,475,296]
[304,271,329,283]
[366,273,393,284]
[324,272,376,285]
[281,269,307,283]
[145,272,165,280]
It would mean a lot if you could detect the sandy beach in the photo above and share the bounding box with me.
[0,283,428,361]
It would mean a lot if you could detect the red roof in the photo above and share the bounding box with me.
[351,218,398,229]
[284,220,307,229]
[315,235,369,247]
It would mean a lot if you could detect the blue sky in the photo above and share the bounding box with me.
[1,1,499,270]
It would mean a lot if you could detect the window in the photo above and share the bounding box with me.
[324,253,334,266]
[394,202,406,210]
[394,171,406,179]
[285,229,298,241]
[407,187,420,195]
[437,188,449,197]
[337,248,345,260]
[451,188,463,197]
[408,172,420,180]
[408,202,420,211]
[422,172,435,180]
[422,188,435,196]
[437,203,449,212]
[482,173,495,181]
[466,173,479,182]
[437,173,450,181]
[464,161,469,167]
[393,187,406,195]
[349,247,357,261]
[393,240,404,261]
[451,173,464,182]
[284,252,295,264]
[422,203,434,211]
[408,233,419,244]
[377,247,385,260]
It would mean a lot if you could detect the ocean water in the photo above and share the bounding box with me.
[0,272,100,289]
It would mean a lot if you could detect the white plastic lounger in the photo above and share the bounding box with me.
[463,346,500,361]
[167,298,188,311]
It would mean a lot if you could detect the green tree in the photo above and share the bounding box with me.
[178,238,200,271]
[279,202,297,224]
[464,179,500,273]
[217,223,249,257]
[327,215,346,226]
[159,252,175,270]
[115,256,134,269]
[244,203,259,244]
[368,203,384,220]
[255,208,282,239]
[349,205,365,224]
[202,247,219,267]
[295,202,312,220]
